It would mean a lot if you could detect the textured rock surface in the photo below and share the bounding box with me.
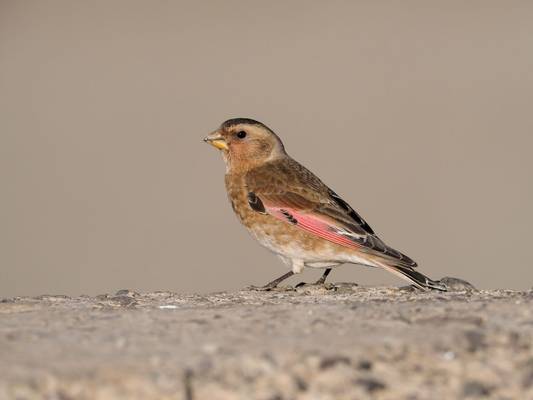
[1,284,533,399]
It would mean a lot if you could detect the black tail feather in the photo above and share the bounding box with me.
[376,260,447,291]
[396,266,447,291]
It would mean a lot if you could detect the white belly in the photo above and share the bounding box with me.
[251,228,375,270]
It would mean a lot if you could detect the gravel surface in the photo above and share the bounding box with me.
[1,280,533,400]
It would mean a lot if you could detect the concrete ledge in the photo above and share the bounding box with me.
[1,285,532,399]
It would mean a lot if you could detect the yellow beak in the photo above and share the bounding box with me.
[203,131,228,150]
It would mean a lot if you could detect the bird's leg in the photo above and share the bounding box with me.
[315,268,332,285]
[248,271,294,291]
[265,271,295,287]
[295,268,333,288]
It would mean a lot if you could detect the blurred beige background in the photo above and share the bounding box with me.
[1,1,532,297]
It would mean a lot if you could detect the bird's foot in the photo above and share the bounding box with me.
[246,284,295,292]
[246,271,295,292]
[314,277,328,285]
[294,274,330,288]
[246,284,275,292]
[295,281,336,291]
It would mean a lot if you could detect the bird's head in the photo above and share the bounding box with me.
[204,118,286,172]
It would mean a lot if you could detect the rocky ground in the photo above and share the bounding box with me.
[1,279,533,400]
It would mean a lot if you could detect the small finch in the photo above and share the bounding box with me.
[204,118,446,291]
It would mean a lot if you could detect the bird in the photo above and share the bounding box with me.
[204,118,446,291]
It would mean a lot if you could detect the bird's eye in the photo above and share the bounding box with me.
[236,131,247,139]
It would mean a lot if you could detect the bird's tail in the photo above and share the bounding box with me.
[373,260,447,291]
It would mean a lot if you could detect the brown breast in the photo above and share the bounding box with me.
[223,172,334,254]
[224,173,260,226]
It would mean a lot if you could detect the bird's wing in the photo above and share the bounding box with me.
[245,159,417,268]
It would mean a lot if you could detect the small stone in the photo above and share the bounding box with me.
[442,351,455,361]
[319,355,351,369]
[462,380,492,397]
[522,370,533,389]
[293,375,308,391]
[115,289,139,297]
[334,282,359,289]
[357,359,373,370]
[108,296,137,307]
[521,358,533,388]
[355,377,386,393]
[440,277,477,292]
[0,298,15,303]
[464,330,486,353]
[333,282,359,293]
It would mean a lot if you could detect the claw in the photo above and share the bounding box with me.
[246,285,274,292]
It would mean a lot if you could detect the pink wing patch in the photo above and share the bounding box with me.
[266,206,362,250]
